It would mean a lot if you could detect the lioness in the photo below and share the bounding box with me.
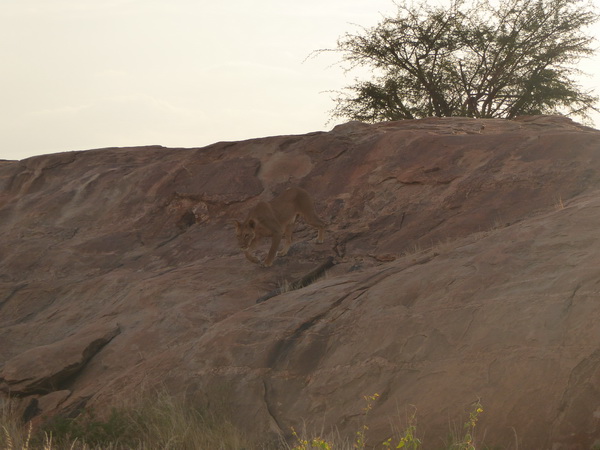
[234,187,326,267]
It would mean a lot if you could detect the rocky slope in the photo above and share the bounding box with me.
[1,115,600,448]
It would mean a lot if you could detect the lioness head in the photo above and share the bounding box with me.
[234,219,256,250]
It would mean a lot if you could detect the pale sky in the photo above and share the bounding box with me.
[1,0,600,161]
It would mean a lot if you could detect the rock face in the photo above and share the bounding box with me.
[1,115,600,448]
[1,323,120,395]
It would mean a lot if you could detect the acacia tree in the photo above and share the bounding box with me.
[327,0,599,122]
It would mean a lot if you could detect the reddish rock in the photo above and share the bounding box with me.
[1,323,120,395]
[1,116,600,448]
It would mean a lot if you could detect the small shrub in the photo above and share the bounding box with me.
[291,428,333,450]
[384,407,421,449]
[353,393,379,449]
[446,401,484,450]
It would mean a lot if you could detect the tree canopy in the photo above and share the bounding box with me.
[326,0,599,122]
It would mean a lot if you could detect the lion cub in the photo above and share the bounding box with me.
[235,187,326,267]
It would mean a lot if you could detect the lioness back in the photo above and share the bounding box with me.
[269,187,318,224]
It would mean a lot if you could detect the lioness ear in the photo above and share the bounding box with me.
[233,220,242,231]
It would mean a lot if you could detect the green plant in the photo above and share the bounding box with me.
[353,393,380,449]
[291,427,333,450]
[289,393,382,450]
[384,407,421,449]
[448,401,484,450]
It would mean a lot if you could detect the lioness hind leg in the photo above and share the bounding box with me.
[277,223,294,256]
[316,226,325,244]
[298,192,326,243]
[304,213,326,244]
[264,233,282,267]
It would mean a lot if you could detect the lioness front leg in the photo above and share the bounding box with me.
[244,250,261,264]
[244,238,261,264]
[263,233,282,267]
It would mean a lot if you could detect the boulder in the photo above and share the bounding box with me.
[1,116,600,448]
[1,323,120,395]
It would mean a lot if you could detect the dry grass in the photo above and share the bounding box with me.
[1,399,37,450]
[1,391,258,450]
[1,392,493,450]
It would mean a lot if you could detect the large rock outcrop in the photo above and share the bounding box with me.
[1,115,600,448]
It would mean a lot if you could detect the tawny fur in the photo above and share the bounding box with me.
[234,187,326,267]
